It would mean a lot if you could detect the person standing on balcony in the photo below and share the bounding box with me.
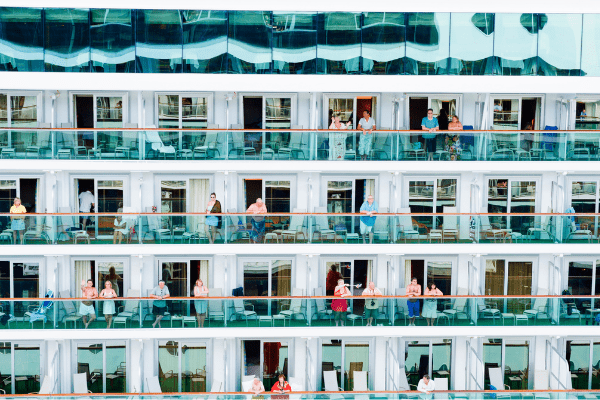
[150,280,170,328]
[417,374,435,394]
[246,198,267,243]
[329,115,352,160]
[422,282,443,326]
[446,115,463,161]
[205,192,222,244]
[78,189,95,229]
[271,374,291,393]
[326,265,342,296]
[80,279,98,329]
[332,279,351,326]
[9,197,26,244]
[359,194,378,244]
[421,109,439,161]
[362,281,383,326]
[99,280,117,329]
[357,110,376,160]
[248,377,265,395]
[406,277,422,326]
[193,278,209,328]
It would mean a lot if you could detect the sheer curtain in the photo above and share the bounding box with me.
[74,260,92,295]
[189,179,210,232]
[199,260,209,286]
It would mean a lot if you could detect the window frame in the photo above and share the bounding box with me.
[154,338,212,393]
[317,337,375,391]
[154,92,214,129]
[71,339,130,393]
[68,91,129,128]
[489,94,546,130]
[0,91,43,127]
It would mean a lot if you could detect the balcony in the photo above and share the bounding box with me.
[1,295,598,330]
[0,129,598,162]
[0,212,596,246]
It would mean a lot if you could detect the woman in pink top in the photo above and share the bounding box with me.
[246,198,267,243]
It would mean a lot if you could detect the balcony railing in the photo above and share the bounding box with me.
[0,128,597,161]
[0,212,596,245]
[1,295,598,330]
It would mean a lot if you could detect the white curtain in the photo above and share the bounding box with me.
[366,261,373,285]
[74,260,92,295]
[404,260,411,288]
[189,179,210,232]
[199,260,209,287]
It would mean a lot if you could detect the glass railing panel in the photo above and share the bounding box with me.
[1,296,598,330]
[397,130,481,161]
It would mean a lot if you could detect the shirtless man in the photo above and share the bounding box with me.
[406,277,422,326]
[80,279,98,328]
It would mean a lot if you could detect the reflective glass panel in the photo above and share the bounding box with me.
[44,8,90,72]
[510,181,535,234]
[0,94,6,127]
[90,9,134,73]
[432,340,451,386]
[10,96,37,127]
[581,14,600,77]
[135,10,182,73]
[77,344,103,393]
[181,97,207,129]
[98,261,124,298]
[263,341,288,389]
[158,95,180,129]
[0,342,10,394]
[344,342,369,391]
[271,260,291,313]
[0,261,8,303]
[449,13,494,75]
[161,261,187,299]
[228,11,272,74]
[568,341,590,390]
[96,97,123,128]
[158,341,179,392]
[182,10,227,74]
[12,263,39,299]
[405,341,429,387]
[568,261,593,296]
[427,261,451,296]
[436,179,457,212]
[593,342,600,389]
[408,180,434,230]
[97,180,123,236]
[265,98,291,130]
[537,14,582,76]
[485,259,505,296]
[321,340,342,390]
[317,13,361,75]
[570,181,596,234]
[504,340,529,389]
[272,12,317,74]
[0,7,43,71]
[161,180,186,230]
[361,12,404,75]
[492,99,519,130]
[181,343,206,392]
[575,101,600,130]
[265,181,290,212]
[494,13,538,75]
[405,13,450,75]
[483,339,502,389]
[14,344,40,394]
[244,262,269,315]
[106,343,126,393]
[506,261,532,312]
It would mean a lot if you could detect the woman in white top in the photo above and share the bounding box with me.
[194,279,210,327]
[328,115,352,160]
[113,214,128,244]
[99,281,117,328]
[422,282,443,326]
[357,110,376,160]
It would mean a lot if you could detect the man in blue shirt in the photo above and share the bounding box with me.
[359,195,378,243]
[421,108,439,161]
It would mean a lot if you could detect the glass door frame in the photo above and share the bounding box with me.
[321,175,379,212]
[570,96,600,130]
[400,338,454,389]
[321,257,376,291]
[480,337,534,390]
[322,93,381,129]
[489,94,545,130]
[0,257,44,318]
[237,338,293,390]
[70,256,130,306]
[405,93,463,126]
[0,91,42,127]
[70,174,130,239]
[481,256,538,312]
[238,92,298,129]
[402,175,461,230]
[318,338,374,391]
[400,256,457,294]
[154,339,211,393]
[72,340,129,393]
[566,176,600,237]
[237,257,294,316]
[68,91,128,129]
[563,257,599,308]
[483,175,541,231]
[237,174,296,212]
[155,92,214,128]
[0,175,45,213]
[1,341,45,395]
[564,338,599,390]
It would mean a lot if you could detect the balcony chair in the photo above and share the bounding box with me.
[443,288,469,324]
[22,220,52,244]
[396,207,420,243]
[435,377,449,391]
[208,288,225,327]
[278,132,307,159]
[58,290,83,328]
[232,298,257,326]
[559,302,581,324]
[369,131,391,160]
[442,206,459,242]
[24,289,54,329]
[279,209,307,243]
[347,306,365,326]
[478,300,501,324]
[57,207,90,244]
[241,375,255,392]
[394,288,408,325]
[115,289,141,328]
[228,130,256,159]
[478,212,508,243]
[372,206,391,243]
[278,288,307,325]
[146,376,162,393]
[313,297,333,325]
[323,370,343,391]
[312,207,336,242]
[523,291,549,322]
[72,373,92,394]
[527,208,555,242]
[488,367,511,391]
[193,129,221,159]
[353,371,368,391]
[398,368,417,391]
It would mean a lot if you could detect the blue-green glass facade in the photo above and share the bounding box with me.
[0,8,598,75]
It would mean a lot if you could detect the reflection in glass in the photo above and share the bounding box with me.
[570,181,597,235]
[361,12,404,75]
[405,341,429,387]
[317,13,361,75]
[0,7,44,71]
[427,261,452,296]
[510,181,536,234]
[181,343,206,392]
[272,12,317,74]
[77,344,103,393]
[432,340,451,385]
[492,99,519,130]
[135,10,182,73]
[96,180,124,236]
[483,339,502,389]
[244,262,269,315]
[494,14,537,75]
[182,10,227,74]
[449,13,494,75]
[409,180,434,230]
[271,260,291,313]
[44,8,90,72]
[182,97,208,129]
[158,95,180,129]
[0,94,6,127]
[581,14,600,77]
[593,342,600,389]
[506,261,532,313]
[265,180,290,212]
[504,340,529,389]
[10,96,37,127]
[321,340,342,390]
[568,340,590,389]
[537,14,582,76]
[405,13,450,75]
[158,341,179,392]
[90,9,134,73]
[161,261,187,300]
[575,101,600,130]
[0,342,10,394]
[344,342,369,391]
[14,344,40,394]
[96,97,123,128]
[485,259,505,296]
[228,11,272,74]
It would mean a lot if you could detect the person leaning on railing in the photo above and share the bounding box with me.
[9,197,26,244]
[421,109,439,161]
[446,116,463,161]
[246,198,267,243]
